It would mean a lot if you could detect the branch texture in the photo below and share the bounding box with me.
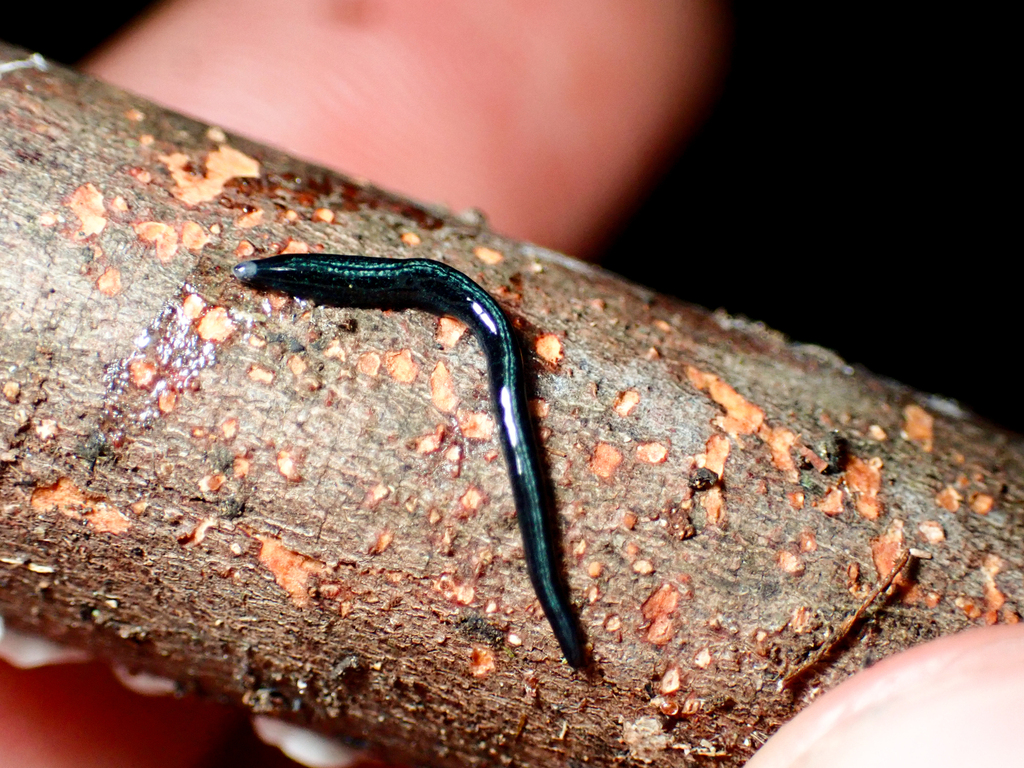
[1,43,1022,767]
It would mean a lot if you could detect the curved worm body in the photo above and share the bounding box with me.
[234,255,586,667]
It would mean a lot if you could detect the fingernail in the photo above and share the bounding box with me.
[252,715,361,768]
[0,614,91,668]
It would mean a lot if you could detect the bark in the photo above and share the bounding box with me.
[1,42,1022,767]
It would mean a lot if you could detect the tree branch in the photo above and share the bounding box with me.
[2,43,1022,767]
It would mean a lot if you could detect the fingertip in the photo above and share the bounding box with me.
[749,625,1024,768]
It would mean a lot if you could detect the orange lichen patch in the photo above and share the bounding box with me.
[430,362,459,414]
[982,554,1006,624]
[445,444,462,466]
[125,108,145,121]
[816,487,845,516]
[636,443,668,464]
[31,477,131,534]
[34,419,58,441]
[364,483,390,508]
[435,316,468,348]
[180,517,218,546]
[282,210,299,223]
[110,196,128,212]
[357,352,381,377]
[642,583,679,645]
[798,529,817,552]
[159,145,260,206]
[248,365,275,384]
[955,596,983,620]
[128,167,153,184]
[935,486,962,512]
[534,334,563,366]
[612,389,640,417]
[970,493,994,515]
[652,319,672,333]
[323,339,346,360]
[871,520,911,589]
[3,381,20,403]
[400,231,421,245]
[181,221,210,251]
[795,445,828,474]
[701,434,730,477]
[129,359,159,390]
[460,487,485,512]
[457,411,494,441]
[38,212,59,226]
[510,397,541,423]
[220,417,238,440]
[693,648,713,669]
[917,519,945,544]
[587,561,605,578]
[206,126,227,142]
[276,450,303,482]
[777,551,805,576]
[195,306,235,342]
[68,183,106,238]
[87,505,132,534]
[234,240,255,258]
[134,221,178,263]
[702,486,725,525]
[312,208,335,223]
[660,666,682,695]
[787,491,806,510]
[633,560,654,575]
[470,647,496,677]
[368,528,394,555]
[96,267,122,297]
[236,209,264,229]
[414,425,445,454]
[473,246,504,265]
[789,606,814,634]
[385,349,419,383]
[758,425,799,481]
[845,456,884,520]
[182,293,206,320]
[233,456,250,478]
[280,238,309,254]
[434,574,475,606]
[287,355,307,377]
[198,473,225,493]
[685,366,764,435]
[589,443,622,479]
[902,404,934,452]
[139,134,154,146]
[868,424,888,441]
[158,390,177,413]
[256,535,324,608]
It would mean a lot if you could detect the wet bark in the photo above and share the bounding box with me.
[1,42,1022,767]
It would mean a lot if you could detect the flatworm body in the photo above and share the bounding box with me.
[234,255,586,667]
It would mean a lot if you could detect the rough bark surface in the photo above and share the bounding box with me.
[1,44,1022,767]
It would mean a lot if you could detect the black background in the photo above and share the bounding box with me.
[3,3,1017,431]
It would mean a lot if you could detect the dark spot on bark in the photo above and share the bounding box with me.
[689,467,719,491]
[219,497,245,519]
[456,613,504,647]
[75,432,113,471]
[821,432,848,474]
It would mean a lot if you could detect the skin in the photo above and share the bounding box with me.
[7,1,1020,766]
